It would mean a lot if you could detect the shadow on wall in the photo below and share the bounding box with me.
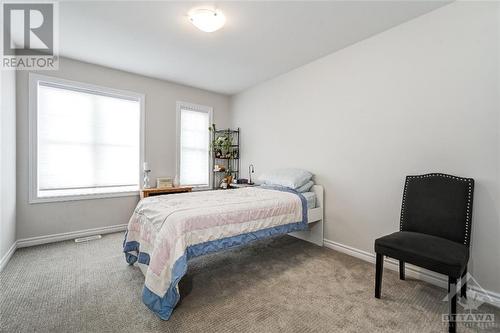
[468,180,500,292]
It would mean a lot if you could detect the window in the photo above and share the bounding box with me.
[29,74,144,202]
[176,101,212,188]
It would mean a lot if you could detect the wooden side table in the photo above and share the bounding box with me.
[140,186,193,199]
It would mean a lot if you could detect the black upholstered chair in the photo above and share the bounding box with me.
[374,173,474,333]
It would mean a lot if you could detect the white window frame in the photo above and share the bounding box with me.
[176,101,213,190]
[28,73,145,203]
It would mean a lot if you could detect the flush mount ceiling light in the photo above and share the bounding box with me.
[188,8,226,33]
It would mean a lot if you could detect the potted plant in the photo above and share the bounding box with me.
[209,125,233,158]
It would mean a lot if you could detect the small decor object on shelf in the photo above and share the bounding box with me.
[143,162,151,189]
[173,175,180,188]
[219,175,233,189]
[157,177,173,188]
[214,164,225,172]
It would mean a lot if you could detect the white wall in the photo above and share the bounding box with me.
[16,57,230,240]
[231,2,500,294]
[0,69,17,264]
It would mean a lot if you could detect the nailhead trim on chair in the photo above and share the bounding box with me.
[400,180,409,231]
[399,173,473,245]
[465,181,473,245]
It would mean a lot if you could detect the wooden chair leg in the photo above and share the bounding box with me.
[375,253,383,298]
[448,277,457,333]
[461,268,467,299]
[399,261,405,280]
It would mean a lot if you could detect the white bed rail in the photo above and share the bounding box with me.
[289,185,324,246]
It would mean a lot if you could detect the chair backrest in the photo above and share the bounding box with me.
[400,173,474,246]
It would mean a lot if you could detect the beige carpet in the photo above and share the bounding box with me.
[0,232,498,333]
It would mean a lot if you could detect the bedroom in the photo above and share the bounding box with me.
[0,1,499,332]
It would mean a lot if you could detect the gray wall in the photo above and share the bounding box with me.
[1,69,17,262]
[16,57,230,239]
[231,2,500,294]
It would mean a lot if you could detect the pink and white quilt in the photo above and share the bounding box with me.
[123,186,307,320]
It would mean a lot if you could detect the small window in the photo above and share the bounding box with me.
[29,74,144,202]
[177,102,212,188]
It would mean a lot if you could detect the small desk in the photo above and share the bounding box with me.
[140,186,192,199]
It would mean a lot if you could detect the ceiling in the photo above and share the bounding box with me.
[59,1,449,95]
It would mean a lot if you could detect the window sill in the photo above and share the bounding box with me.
[29,189,140,204]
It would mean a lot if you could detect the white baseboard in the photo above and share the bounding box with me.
[16,224,127,248]
[0,242,17,272]
[470,286,500,308]
[323,238,500,308]
[0,224,127,271]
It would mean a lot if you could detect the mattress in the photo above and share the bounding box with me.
[302,191,316,209]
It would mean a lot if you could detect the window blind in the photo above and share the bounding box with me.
[179,107,210,186]
[37,82,141,197]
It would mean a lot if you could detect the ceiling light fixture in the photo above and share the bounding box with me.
[188,8,226,33]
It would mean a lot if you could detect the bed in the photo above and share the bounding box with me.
[123,185,324,320]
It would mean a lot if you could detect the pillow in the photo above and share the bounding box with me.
[258,168,312,189]
[296,180,314,193]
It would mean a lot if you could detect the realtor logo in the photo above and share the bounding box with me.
[1,2,58,69]
[442,273,496,329]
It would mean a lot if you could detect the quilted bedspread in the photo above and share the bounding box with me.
[123,186,307,320]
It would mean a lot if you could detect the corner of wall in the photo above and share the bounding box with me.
[0,68,17,272]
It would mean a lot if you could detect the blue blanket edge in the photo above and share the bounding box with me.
[124,187,308,320]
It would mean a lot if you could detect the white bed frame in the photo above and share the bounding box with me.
[136,185,324,276]
[289,185,324,246]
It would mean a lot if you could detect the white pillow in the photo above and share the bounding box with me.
[258,168,312,189]
[296,180,314,193]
